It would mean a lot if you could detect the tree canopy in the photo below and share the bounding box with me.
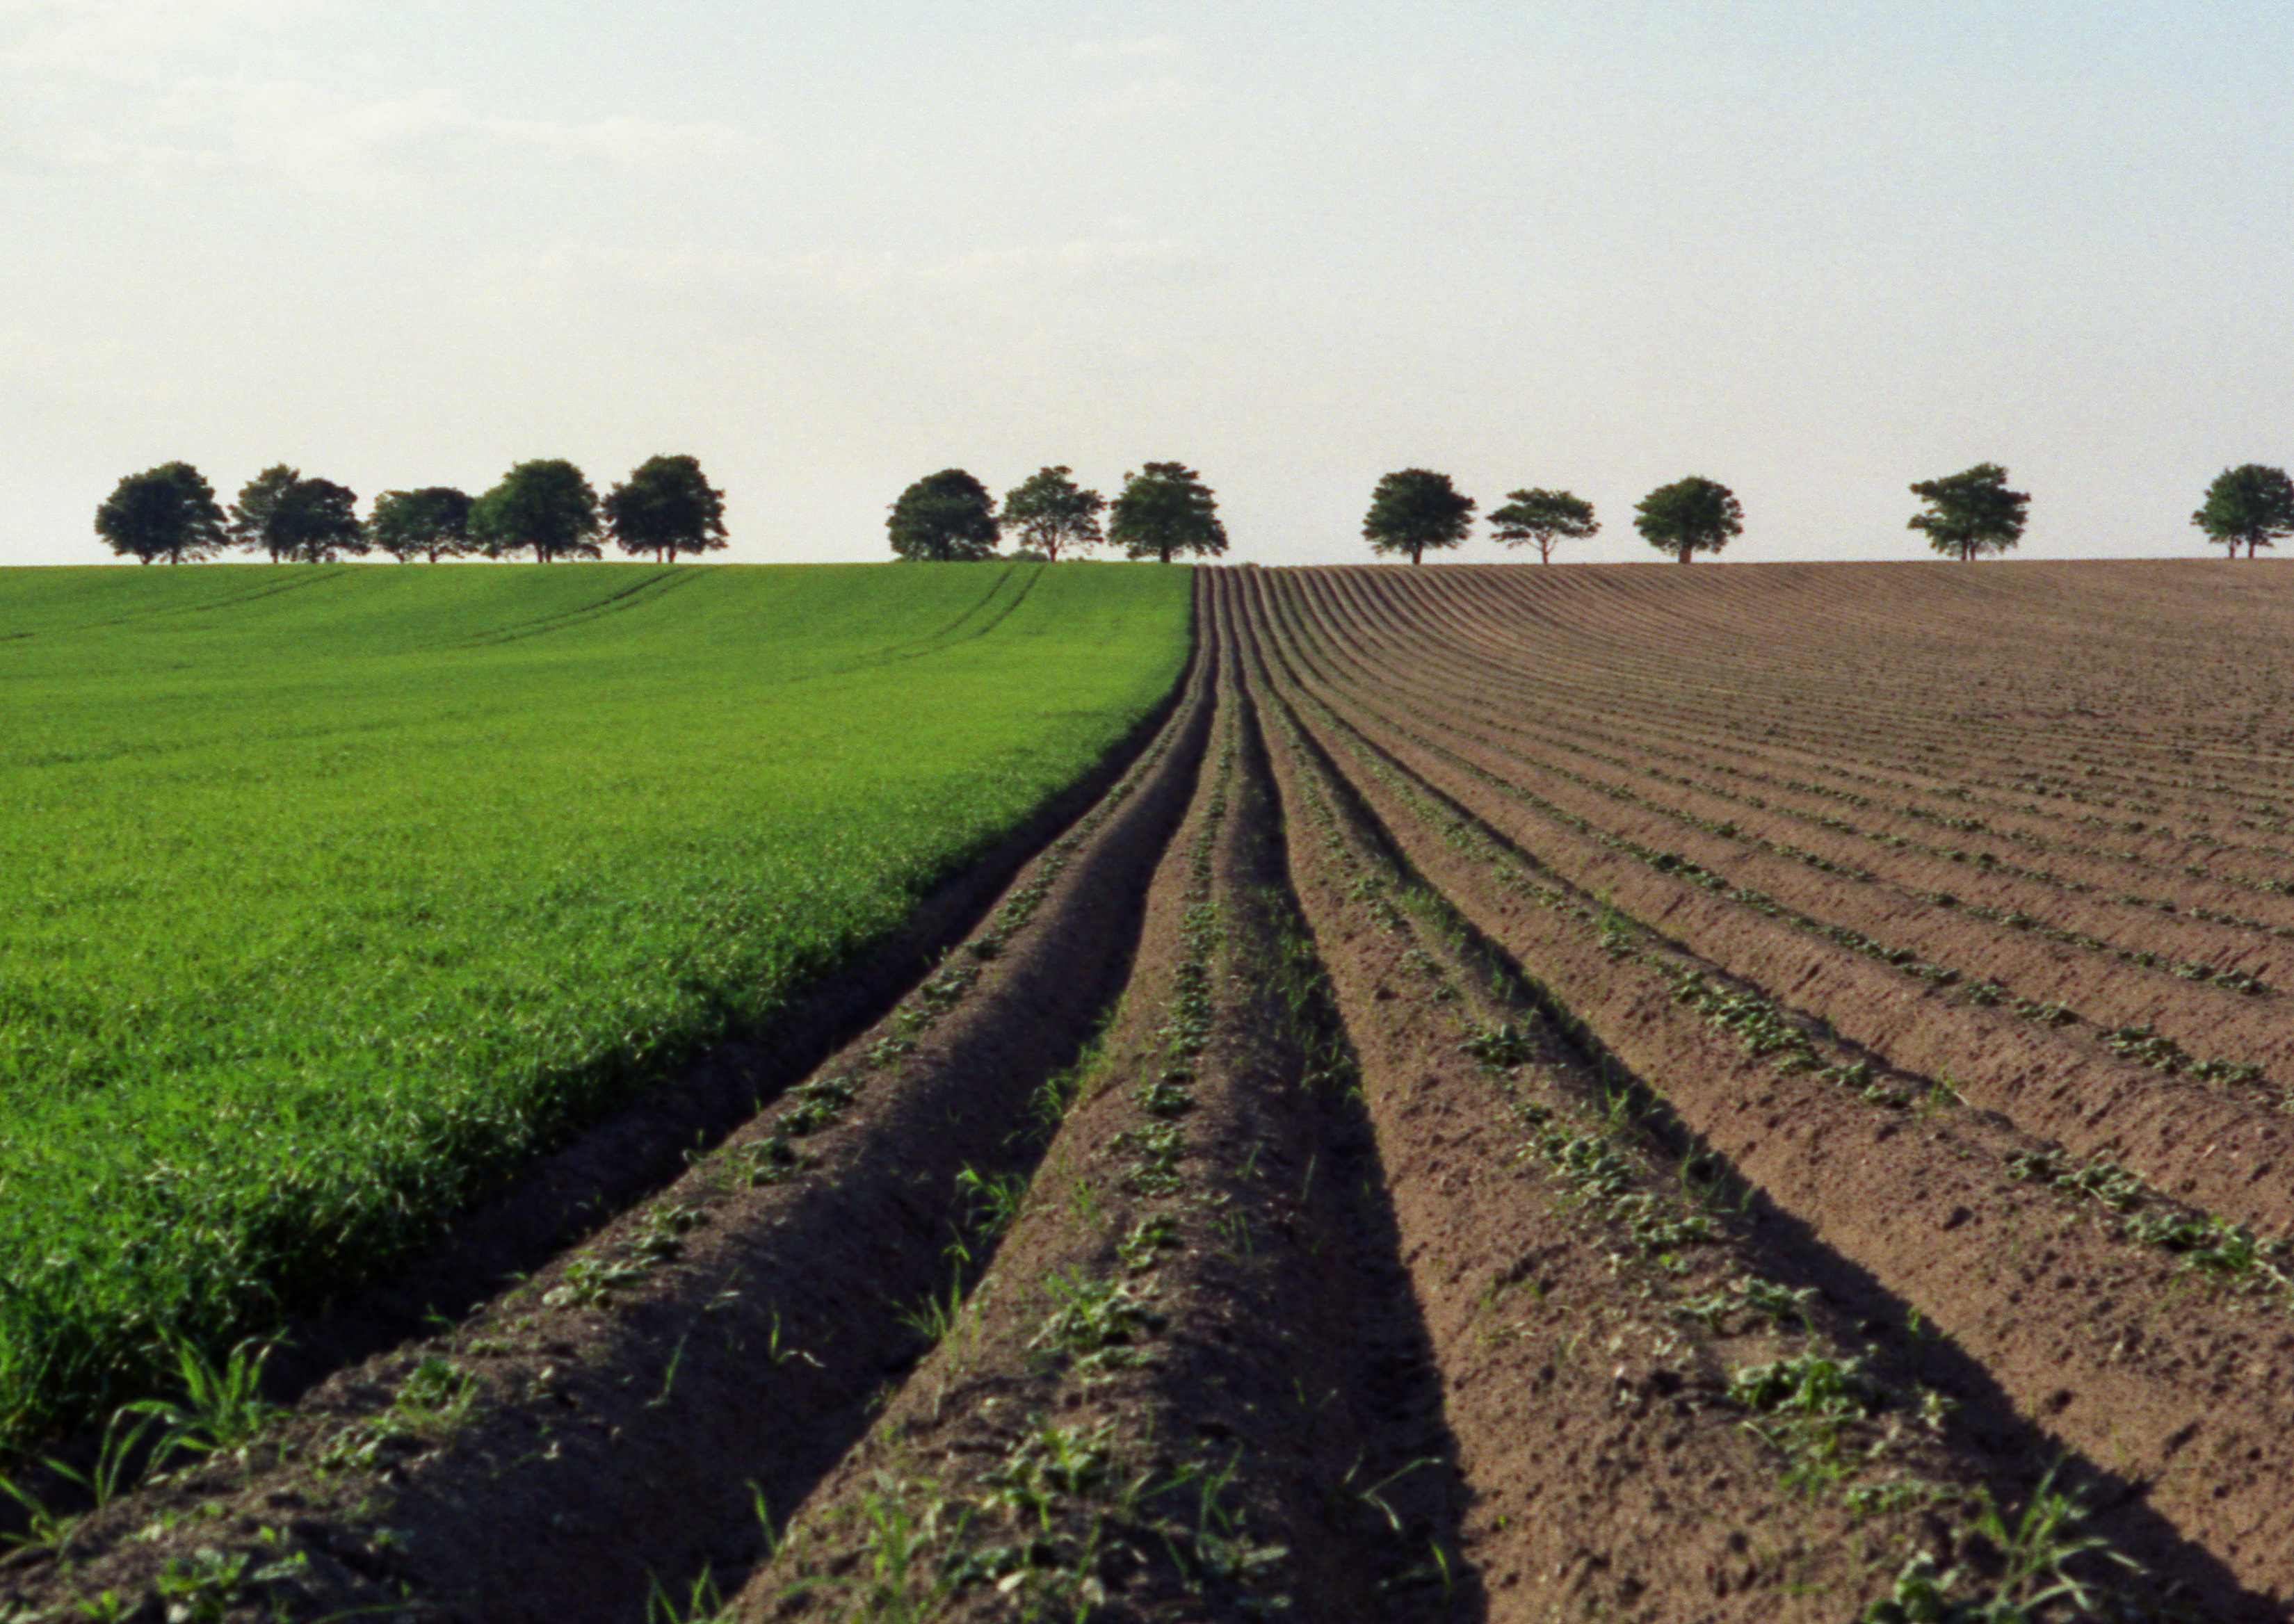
[95,462,227,565]
[1907,463,2028,562]
[887,469,1000,561]
[370,487,475,564]
[1487,488,1599,564]
[1001,466,1105,562]
[606,454,728,564]
[279,478,366,562]
[229,466,364,562]
[1634,476,1743,564]
[474,460,602,562]
[1108,462,1227,564]
[229,465,302,562]
[1364,469,1476,565]
[2192,464,2294,559]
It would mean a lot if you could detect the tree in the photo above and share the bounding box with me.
[887,469,1000,561]
[474,460,602,562]
[271,478,365,562]
[370,487,476,563]
[229,464,302,562]
[1001,466,1104,562]
[1363,469,1476,565]
[605,454,728,563]
[1108,462,1228,564]
[1907,463,2028,562]
[1635,476,1743,564]
[2192,464,2294,559]
[1487,487,1599,564]
[95,462,227,565]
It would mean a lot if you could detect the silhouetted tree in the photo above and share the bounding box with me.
[2192,464,2294,559]
[1635,476,1742,565]
[370,487,476,563]
[1633,474,1734,564]
[1001,466,1104,562]
[606,455,728,563]
[95,462,227,565]
[474,460,602,562]
[229,465,302,562]
[1908,463,2027,562]
[1109,462,1227,564]
[270,478,365,562]
[887,469,1000,561]
[1488,487,1598,564]
[1364,469,1476,565]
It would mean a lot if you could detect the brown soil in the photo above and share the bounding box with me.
[13,560,2294,1623]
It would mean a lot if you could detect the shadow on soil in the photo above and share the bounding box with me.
[1277,700,2272,1621]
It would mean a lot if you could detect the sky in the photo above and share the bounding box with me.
[5,0,2291,569]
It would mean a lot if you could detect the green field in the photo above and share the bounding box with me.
[0,561,1193,1450]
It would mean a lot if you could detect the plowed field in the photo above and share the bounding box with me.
[15,559,2294,1623]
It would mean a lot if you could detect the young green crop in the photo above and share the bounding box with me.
[0,560,1191,1453]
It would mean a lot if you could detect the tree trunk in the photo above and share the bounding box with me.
[1412,546,1423,565]
[1677,542,1690,565]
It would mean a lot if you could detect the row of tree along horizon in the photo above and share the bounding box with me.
[93,456,727,566]
[93,456,2294,567]
[1357,462,2294,565]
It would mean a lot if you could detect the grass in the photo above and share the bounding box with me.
[0,560,1191,1455]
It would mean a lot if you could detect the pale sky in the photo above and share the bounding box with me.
[5,0,2289,568]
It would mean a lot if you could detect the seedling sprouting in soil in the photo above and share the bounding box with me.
[1118,1214,1180,1272]
[954,1164,1028,1239]
[1031,1270,1167,1379]
[739,1132,811,1186]
[643,1566,727,1624]
[896,1274,967,1347]
[782,1074,860,1136]
[1138,1072,1194,1116]
[125,1338,285,1472]
[0,1404,161,1557]
[1864,1466,2140,1623]
[545,1254,649,1310]
[1114,1121,1186,1196]
[1729,1354,1877,1422]
[1675,1276,1817,1335]
[1462,1021,1540,1069]
[152,1544,311,1624]
[393,1356,479,1433]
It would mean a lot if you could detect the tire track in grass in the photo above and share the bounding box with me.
[449,564,706,647]
[104,564,357,626]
